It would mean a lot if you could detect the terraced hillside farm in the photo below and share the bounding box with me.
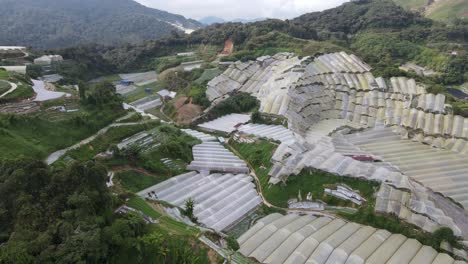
[206,51,468,251]
[238,213,465,264]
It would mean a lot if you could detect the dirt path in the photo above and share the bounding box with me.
[0,82,17,98]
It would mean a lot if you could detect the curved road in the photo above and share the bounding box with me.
[0,82,18,98]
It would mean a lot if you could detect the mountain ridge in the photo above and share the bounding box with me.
[198,16,267,25]
[0,0,203,49]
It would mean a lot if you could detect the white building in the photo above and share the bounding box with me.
[181,60,204,72]
[0,46,26,51]
[157,89,177,99]
[177,52,195,57]
[34,55,63,65]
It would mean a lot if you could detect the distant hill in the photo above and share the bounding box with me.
[393,0,468,22]
[0,0,203,49]
[199,16,226,25]
[199,16,267,25]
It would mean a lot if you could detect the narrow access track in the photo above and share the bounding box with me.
[46,120,151,165]
[0,82,18,98]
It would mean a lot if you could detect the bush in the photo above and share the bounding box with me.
[205,92,259,121]
[226,236,240,251]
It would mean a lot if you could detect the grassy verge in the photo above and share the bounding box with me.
[127,196,162,219]
[116,170,169,193]
[0,80,11,94]
[194,68,222,85]
[230,139,378,208]
[339,202,462,251]
[0,84,34,102]
[124,83,163,103]
[62,123,151,162]
[126,188,201,237]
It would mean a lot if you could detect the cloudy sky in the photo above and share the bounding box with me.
[135,0,349,20]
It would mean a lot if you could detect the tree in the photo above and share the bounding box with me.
[183,198,198,223]
[26,64,43,79]
[85,81,121,107]
[78,81,87,100]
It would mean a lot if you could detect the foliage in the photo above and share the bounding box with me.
[190,82,211,109]
[0,0,201,49]
[109,123,200,176]
[226,236,240,251]
[293,0,431,38]
[0,84,34,103]
[136,231,211,264]
[194,68,222,85]
[182,198,198,223]
[0,159,214,263]
[231,140,378,208]
[159,68,204,93]
[0,81,11,95]
[204,92,259,121]
[126,196,162,219]
[82,81,122,107]
[26,64,43,79]
[116,170,168,193]
[340,204,462,250]
[0,107,124,160]
[63,124,150,162]
[0,159,113,262]
[56,46,118,82]
[251,111,287,126]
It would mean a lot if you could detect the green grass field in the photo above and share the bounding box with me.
[3,84,34,99]
[0,80,11,94]
[116,170,169,193]
[393,0,428,9]
[0,108,125,160]
[127,196,162,219]
[62,123,151,162]
[230,140,378,208]
[194,68,222,85]
[126,196,202,236]
[427,0,468,22]
[124,83,163,103]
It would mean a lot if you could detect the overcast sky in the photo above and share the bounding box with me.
[135,0,349,20]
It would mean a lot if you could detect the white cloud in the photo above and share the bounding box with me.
[135,0,349,20]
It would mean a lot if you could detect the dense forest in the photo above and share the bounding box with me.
[53,0,467,86]
[0,159,213,263]
[0,0,202,48]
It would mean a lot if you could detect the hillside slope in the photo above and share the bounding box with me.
[394,0,468,22]
[0,0,202,48]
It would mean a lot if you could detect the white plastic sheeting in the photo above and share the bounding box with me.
[138,172,262,231]
[198,114,251,134]
[130,95,162,111]
[206,53,305,116]
[238,213,465,264]
[181,129,217,142]
[346,127,468,209]
[375,184,461,236]
[238,123,297,144]
[187,142,249,173]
